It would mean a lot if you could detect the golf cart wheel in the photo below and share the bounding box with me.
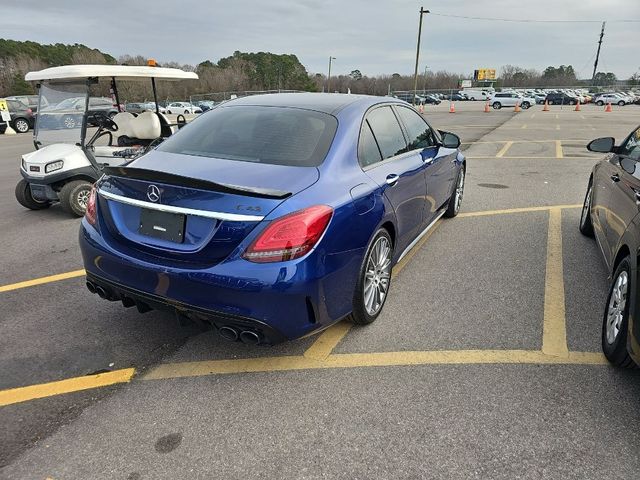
[492,102,501,109]
[13,118,30,133]
[60,180,93,217]
[15,179,50,210]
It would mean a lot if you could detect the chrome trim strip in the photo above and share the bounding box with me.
[98,189,265,222]
[397,209,446,262]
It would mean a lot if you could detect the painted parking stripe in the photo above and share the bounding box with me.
[542,208,569,357]
[143,350,608,381]
[0,269,85,293]
[0,368,135,407]
[458,205,581,218]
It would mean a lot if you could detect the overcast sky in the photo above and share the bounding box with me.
[2,0,639,78]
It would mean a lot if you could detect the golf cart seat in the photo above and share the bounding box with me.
[115,111,161,147]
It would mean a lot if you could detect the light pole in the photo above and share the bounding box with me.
[412,7,429,105]
[327,56,336,93]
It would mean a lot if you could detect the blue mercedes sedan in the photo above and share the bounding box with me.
[80,93,466,344]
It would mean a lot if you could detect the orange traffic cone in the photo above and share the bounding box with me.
[449,102,455,113]
[574,100,581,111]
[604,102,612,112]
[542,100,550,112]
[484,101,490,113]
[514,101,521,113]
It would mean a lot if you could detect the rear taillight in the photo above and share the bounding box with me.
[85,185,97,226]
[243,205,333,263]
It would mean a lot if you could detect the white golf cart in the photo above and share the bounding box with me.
[15,64,198,216]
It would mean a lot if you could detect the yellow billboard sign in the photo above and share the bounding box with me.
[474,69,496,81]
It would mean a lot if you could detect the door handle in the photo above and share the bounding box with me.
[611,173,620,182]
[385,174,400,186]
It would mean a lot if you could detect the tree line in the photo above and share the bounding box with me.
[0,39,637,101]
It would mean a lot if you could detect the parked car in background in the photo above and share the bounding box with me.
[125,103,148,114]
[545,92,578,105]
[166,102,202,114]
[459,88,493,101]
[36,96,118,129]
[489,92,535,109]
[197,100,217,111]
[594,93,628,106]
[534,93,547,104]
[80,93,466,345]
[6,95,47,112]
[5,98,34,133]
[445,93,465,101]
[392,93,425,105]
[423,95,441,105]
[579,126,640,368]
[144,102,167,114]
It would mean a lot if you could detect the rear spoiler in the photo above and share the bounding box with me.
[101,166,292,200]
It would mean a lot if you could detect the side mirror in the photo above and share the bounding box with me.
[587,137,615,153]
[440,131,461,149]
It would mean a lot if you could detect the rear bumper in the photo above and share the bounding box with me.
[79,219,364,342]
[85,272,288,345]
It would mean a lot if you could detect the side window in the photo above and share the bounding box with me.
[365,106,407,160]
[395,106,436,151]
[358,121,382,167]
[620,127,640,161]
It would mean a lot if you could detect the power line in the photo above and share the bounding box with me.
[429,12,640,23]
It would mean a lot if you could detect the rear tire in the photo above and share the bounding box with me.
[349,228,393,325]
[579,182,594,237]
[602,257,637,368]
[492,102,501,109]
[15,179,51,210]
[445,167,465,218]
[521,102,530,109]
[61,115,77,129]
[596,101,604,106]
[13,118,30,133]
[60,180,93,217]
[618,101,625,106]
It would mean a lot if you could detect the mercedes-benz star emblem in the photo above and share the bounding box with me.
[147,184,161,203]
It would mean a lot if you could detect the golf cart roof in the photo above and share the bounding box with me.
[25,65,198,82]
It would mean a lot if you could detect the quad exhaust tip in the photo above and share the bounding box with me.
[219,326,239,342]
[86,281,96,294]
[239,330,260,345]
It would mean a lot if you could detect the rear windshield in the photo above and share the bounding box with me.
[158,105,338,167]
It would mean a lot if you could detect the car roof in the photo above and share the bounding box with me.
[222,92,403,115]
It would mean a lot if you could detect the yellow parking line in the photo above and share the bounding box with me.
[556,140,564,159]
[542,208,569,357]
[458,205,581,218]
[0,368,135,407]
[0,269,86,293]
[496,141,514,158]
[143,350,607,380]
[303,321,352,360]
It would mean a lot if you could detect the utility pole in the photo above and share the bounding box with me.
[412,7,429,105]
[591,22,606,85]
[423,65,428,94]
[327,56,336,93]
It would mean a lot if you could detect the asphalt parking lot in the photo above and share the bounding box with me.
[2,101,640,479]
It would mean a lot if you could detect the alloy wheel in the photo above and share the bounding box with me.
[606,271,628,345]
[580,186,592,229]
[363,236,392,316]
[454,169,465,214]
[63,116,76,129]
[15,119,29,133]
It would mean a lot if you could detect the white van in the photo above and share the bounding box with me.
[460,88,494,101]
